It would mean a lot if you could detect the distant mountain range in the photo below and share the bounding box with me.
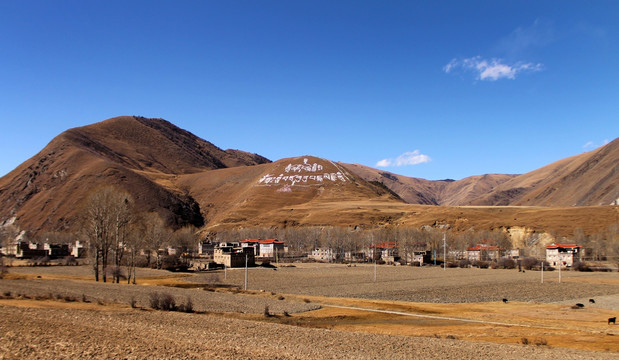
[0,116,617,236]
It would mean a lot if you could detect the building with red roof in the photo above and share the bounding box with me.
[241,239,285,259]
[546,243,583,267]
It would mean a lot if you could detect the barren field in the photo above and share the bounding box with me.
[1,264,618,359]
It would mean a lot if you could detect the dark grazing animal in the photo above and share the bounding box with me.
[589,299,595,304]
[502,298,508,303]
[609,317,616,325]
[575,303,584,308]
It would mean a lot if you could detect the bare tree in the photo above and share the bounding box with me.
[141,212,171,269]
[82,186,133,282]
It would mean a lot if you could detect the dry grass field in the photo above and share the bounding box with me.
[1,263,618,359]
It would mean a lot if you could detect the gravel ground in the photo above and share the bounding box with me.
[190,264,619,307]
[1,305,615,360]
[0,278,319,314]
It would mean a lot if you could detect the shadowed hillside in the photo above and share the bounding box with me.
[0,116,616,239]
[0,116,270,233]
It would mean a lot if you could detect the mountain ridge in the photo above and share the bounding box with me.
[0,116,617,237]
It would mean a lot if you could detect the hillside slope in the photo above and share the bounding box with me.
[342,163,516,206]
[0,116,270,233]
[468,138,619,206]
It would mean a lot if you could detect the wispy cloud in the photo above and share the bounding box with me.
[443,56,543,81]
[583,139,609,150]
[496,19,555,57]
[376,150,431,167]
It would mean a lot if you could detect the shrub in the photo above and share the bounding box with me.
[446,262,458,268]
[61,256,77,266]
[497,257,516,269]
[458,259,470,268]
[277,295,285,300]
[129,297,137,308]
[264,305,271,317]
[149,293,161,310]
[472,261,489,269]
[520,257,539,270]
[571,261,591,272]
[149,292,176,311]
[521,337,529,345]
[177,296,194,313]
[534,338,548,346]
[82,294,90,303]
[0,264,8,279]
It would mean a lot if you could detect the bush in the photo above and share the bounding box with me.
[61,256,77,266]
[264,305,271,317]
[472,261,489,269]
[0,265,7,279]
[458,259,470,268]
[177,296,194,313]
[445,262,458,268]
[571,261,591,272]
[497,257,516,269]
[520,257,539,270]
[149,292,177,311]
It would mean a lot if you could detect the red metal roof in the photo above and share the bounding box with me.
[467,244,501,251]
[241,239,284,244]
[546,243,581,249]
[370,241,397,248]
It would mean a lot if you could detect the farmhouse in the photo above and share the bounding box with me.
[467,244,502,262]
[241,239,286,259]
[546,243,583,267]
[309,248,335,262]
[370,242,399,264]
[213,243,255,268]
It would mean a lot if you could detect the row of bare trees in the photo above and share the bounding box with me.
[82,186,197,283]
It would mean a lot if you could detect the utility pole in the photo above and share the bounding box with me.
[541,261,544,284]
[558,261,561,283]
[443,233,446,270]
[244,253,248,290]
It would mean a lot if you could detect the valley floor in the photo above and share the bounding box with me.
[1,264,618,359]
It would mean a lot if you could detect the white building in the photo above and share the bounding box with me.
[546,243,583,267]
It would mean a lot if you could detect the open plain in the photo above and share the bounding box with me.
[1,263,618,359]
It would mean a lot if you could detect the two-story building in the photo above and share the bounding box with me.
[546,243,583,267]
[466,244,502,262]
[240,239,285,259]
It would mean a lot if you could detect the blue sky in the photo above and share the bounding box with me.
[0,1,617,180]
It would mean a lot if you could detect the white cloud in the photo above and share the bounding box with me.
[444,56,543,81]
[583,139,609,149]
[376,150,431,167]
[496,19,555,56]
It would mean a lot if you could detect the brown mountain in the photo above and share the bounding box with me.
[0,116,271,233]
[342,163,517,206]
[466,138,619,206]
[174,155,402,230]
[0,116,617,239]
[344,138,618,208]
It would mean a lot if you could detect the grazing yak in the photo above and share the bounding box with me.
[502,298,508,303]
[589,299,595,304]
[609,317,616,325]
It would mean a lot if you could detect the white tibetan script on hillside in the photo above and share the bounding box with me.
[258,158,348,187]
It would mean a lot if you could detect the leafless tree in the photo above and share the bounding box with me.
[141,212,172,269]
[82,186,133,282]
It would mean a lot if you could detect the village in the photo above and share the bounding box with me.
[0,233,588,271]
